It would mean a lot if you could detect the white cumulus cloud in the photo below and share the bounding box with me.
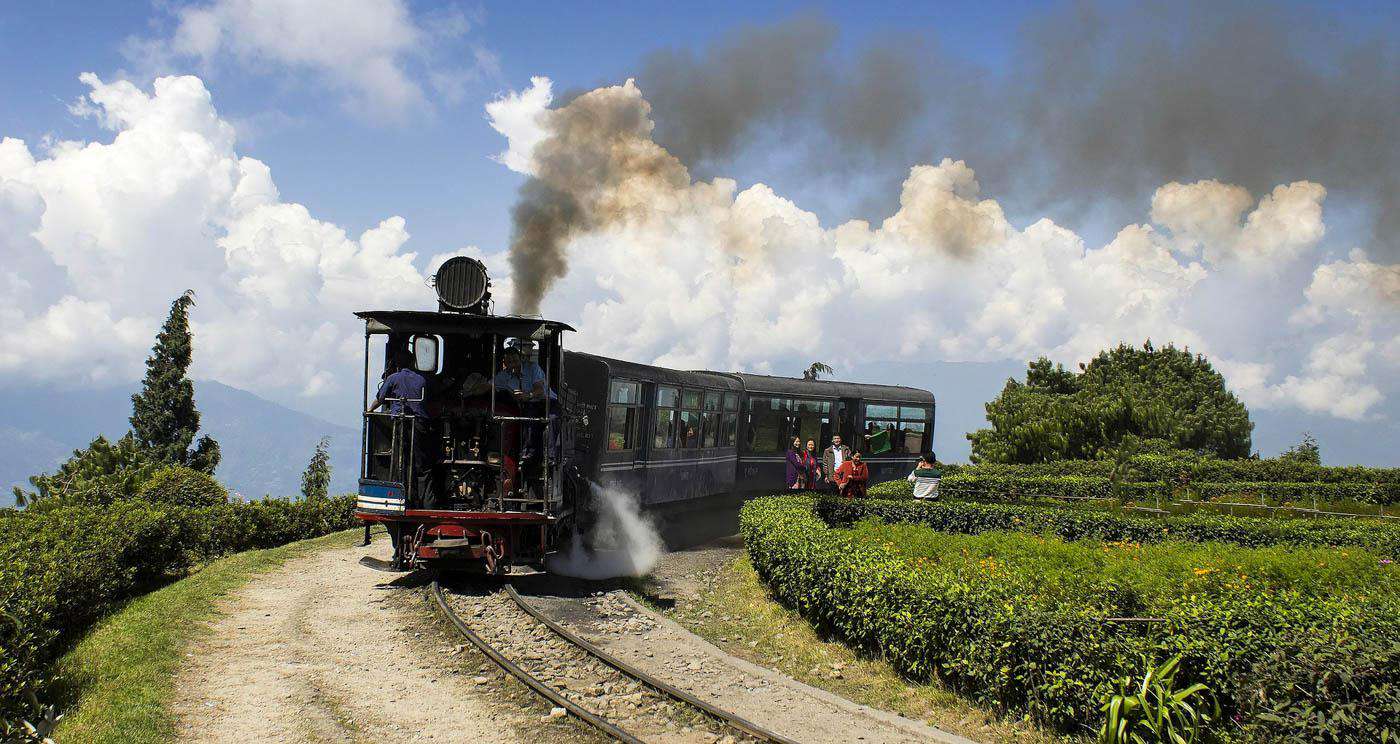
[0,73,435,402]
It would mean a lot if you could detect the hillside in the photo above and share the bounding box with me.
[2,382,359,504]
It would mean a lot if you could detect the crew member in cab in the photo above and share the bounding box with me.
[369,348,435,506]
[494,342,557,460]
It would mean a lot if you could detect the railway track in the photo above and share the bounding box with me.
[431,579,799,744]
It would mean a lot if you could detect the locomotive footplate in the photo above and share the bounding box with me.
[358,509,555,574]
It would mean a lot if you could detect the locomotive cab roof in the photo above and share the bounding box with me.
[355,310,575,338]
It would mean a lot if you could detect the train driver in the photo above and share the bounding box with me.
[368,349,436,507]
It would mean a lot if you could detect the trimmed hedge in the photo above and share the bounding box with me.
[817,497,1400,556]
[964,456,1400,490]
[872,471,1400,507]
[742,496,1400,738]
[0,494,356,730]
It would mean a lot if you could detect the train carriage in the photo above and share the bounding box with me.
[355,257,936,573]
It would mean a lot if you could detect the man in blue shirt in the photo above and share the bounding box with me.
[493,346,556,460]
[369,358,428,416]
[368,351,435,506]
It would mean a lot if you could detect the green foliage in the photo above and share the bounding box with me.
[1279,432,1322,466]
[816,497,1400,555]
[1238,633,1399,743]
[802,361,835,380]
[1099,655,1215,744]
[13,434,161,508]
[300,436,332,501]
[968,342,1254,463]
[0,495,356,730]
[741,496,1400,735]
[129,290,219,474]
[137,466,229,508]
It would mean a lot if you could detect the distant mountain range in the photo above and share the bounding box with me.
[2,381,359,505]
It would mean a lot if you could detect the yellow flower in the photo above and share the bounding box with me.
[1193,568,1216,576]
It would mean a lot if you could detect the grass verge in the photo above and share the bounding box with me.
[48,529,362,744]
[653,552,1075,744]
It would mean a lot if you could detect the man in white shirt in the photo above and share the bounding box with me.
[822,435,851,494]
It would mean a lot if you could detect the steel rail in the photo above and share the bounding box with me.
[430,580,642,744]
[502,584,799,744]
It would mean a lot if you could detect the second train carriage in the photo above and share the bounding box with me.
[355,257,936,572]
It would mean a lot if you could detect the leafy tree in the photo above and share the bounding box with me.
[300,437,332,500]
[13,434,160,508]
[1278,432,1321,465]
[802,362,834,380]
[129,290,219,473]
[968,342,1253,463]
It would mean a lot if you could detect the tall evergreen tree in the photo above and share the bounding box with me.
[301,436,332,500]
[130,290,220,474]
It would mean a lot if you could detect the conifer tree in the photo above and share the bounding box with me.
[301,436,332,500]
[130,290,220,474]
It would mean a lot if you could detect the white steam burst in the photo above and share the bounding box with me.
[547,483,664,580]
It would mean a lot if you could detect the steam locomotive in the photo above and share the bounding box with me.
[355,257,935,573]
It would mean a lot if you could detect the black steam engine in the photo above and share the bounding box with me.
[356,258,936,574]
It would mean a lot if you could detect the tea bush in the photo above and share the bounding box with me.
[817,497,1400,555]
[138,465,229,508]
[741,496,1400,737]
[0,493,356,731]
[868,469,1400,507]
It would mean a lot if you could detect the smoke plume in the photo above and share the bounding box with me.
[503,81,689,314]
[547,483,664,580]
[632,3,1398,256]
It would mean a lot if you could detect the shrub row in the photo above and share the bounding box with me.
[817,496,1400,555]
[0,493,356,728]
[742,496,1400,739]
[965,455,1400,487]
[872,472,1400,507]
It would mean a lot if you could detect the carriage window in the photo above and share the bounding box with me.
[863,402,929,455]
[607,380,643,451]
[718,413,737,447]
[679,389,704,448]
[792,398,831,448]
[610,381,641,405]
[654,386,680,449]
[744,396,785,453]
[703,392,721,411]
[701,411,719,447]
[865,403,900,419]
[679,410,702,448]
[724,393,739,411]
[657,386,680,408]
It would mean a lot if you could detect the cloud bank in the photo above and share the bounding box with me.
[488,77,1399,422]
[0,74,448,402]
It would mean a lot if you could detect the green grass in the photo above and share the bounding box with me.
[48,529,361,743]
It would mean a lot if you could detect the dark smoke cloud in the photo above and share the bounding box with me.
[507,82,689,313]
[633,2,1399,258]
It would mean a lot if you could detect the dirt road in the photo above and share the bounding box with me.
[172,541,547,743]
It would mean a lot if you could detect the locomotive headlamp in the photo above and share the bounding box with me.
[433,256,491,313]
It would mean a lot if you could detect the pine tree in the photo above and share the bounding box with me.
[130,290,220,474]
[301,436,332,500]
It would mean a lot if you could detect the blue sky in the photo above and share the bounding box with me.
[1,1,1397,463]
[0,1,1044,260]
